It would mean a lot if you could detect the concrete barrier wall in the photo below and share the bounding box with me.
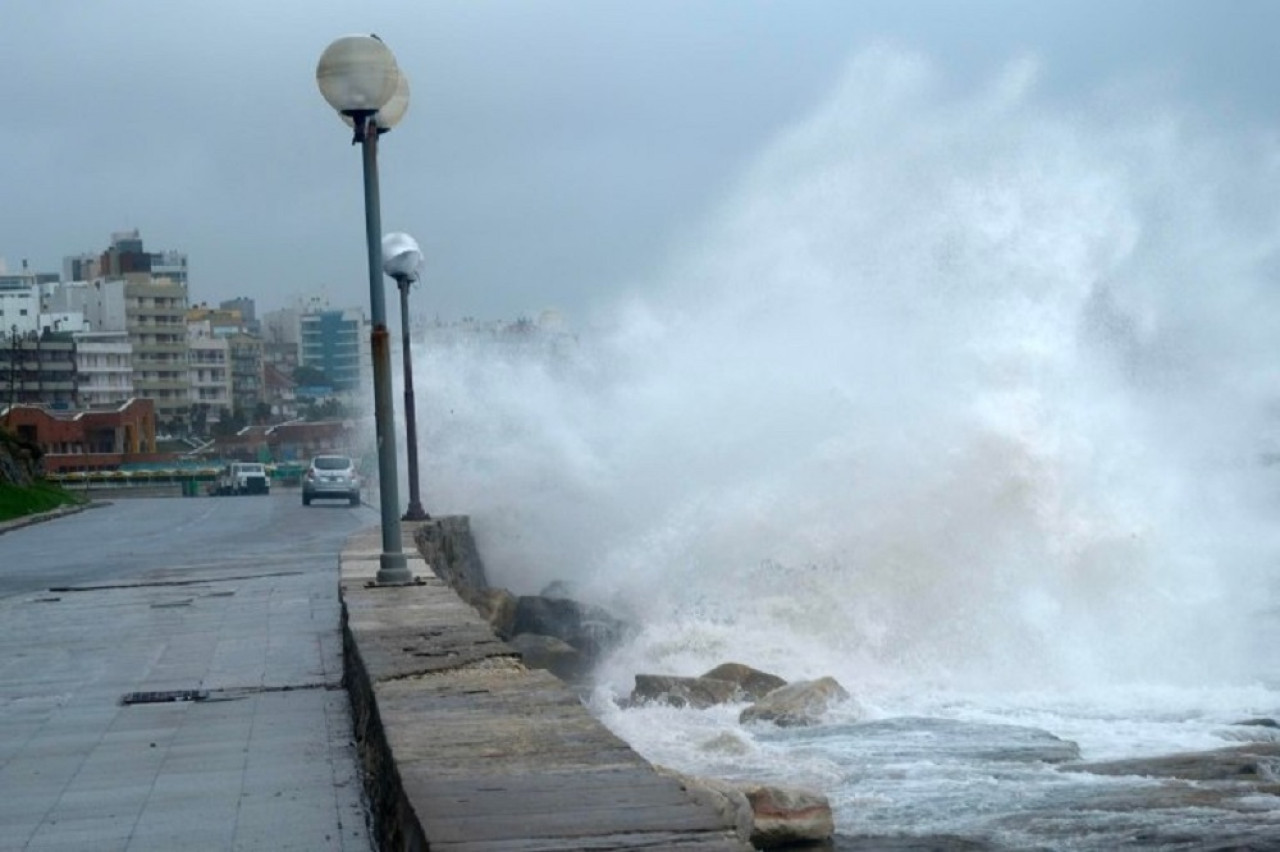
[339,521,749,852]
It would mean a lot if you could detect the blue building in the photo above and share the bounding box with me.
[299,307,368,393]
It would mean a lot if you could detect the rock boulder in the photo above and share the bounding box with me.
[513,595,629,658]
[632,674,740,709]
[658,767,835,850]
[699,663,787,701]
[740,677,852,727]
[508,634,588,683]
[742,783,835,849]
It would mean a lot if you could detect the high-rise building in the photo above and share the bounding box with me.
[186,321,230,424]
[99,229,152,278]
[228,333,264,417]
[0,329,77,408]
[62,252,100,283]
[74,330,134,408]
[299,307,369,394]
[63,232,191,430]
[65,230,188,287]
[125,275,190,429]
[151,250,188,286]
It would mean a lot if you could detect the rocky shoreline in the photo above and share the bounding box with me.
[413,521,1280,849]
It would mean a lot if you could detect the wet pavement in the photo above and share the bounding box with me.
[0,495,374,851]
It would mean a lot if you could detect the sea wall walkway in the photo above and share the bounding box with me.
[339,522,748,851]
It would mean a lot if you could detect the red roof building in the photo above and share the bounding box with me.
[1,398,164,473]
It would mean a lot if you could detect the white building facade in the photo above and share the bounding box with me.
[73,331,134,408]
[187,320,231,422]
[0,280,39,336]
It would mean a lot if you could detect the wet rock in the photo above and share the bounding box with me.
[699,731,752,756]
[468,587,518,639]
[836,836,994,851]
[740,677,852,727]
[630,663,789,709]
[700,663,788,701]
[827,717,1081,764]
[507,633,587,682]
[657,769,753,847]
[632,674,740,709]
[1235,717,1280,729]
[513,595,629,658]
[743,783,835,849]
[657,767,834,850]
[1217,724,1280,744]
[539,579,577,599]
[1009,775,1280,850]
[1066,741,1280,782]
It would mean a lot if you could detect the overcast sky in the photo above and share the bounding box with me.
[1,1,1277,323]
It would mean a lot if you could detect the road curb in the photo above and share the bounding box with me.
[0,501,103,537]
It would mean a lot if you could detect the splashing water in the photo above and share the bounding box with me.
[399,44,1280,846]
[408,40,1280,718]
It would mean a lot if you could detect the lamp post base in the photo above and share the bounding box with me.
[373,552,416,586]
[401,502,430,522]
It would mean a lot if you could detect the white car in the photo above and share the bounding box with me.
[216,462,270,496]
[302,455,361,506]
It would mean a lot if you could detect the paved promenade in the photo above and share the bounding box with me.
[0,505,372,851]
[0,503,746,850]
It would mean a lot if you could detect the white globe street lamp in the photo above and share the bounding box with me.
[341,66,411,135]
[316,34,415,585]
[317,35,399,118]
[382,232,429,522]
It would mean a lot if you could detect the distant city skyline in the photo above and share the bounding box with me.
[2,2,1279,324]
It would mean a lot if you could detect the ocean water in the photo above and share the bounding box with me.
[405,46,1280,848]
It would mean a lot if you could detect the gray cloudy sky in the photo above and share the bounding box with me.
[1,1,1277,322]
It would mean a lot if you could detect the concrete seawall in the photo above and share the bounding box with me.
[340,521,749,851]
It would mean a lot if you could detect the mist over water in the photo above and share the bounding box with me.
[412,46,1280,698]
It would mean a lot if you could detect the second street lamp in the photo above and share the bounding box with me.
[382,231,429,522]
[315,34,414,584]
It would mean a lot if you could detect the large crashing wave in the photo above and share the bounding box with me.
[407,45,1280,694]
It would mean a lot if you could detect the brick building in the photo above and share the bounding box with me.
[1,398,159,473]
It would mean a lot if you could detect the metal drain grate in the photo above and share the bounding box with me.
[120,689,208,706]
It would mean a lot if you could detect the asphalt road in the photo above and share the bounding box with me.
[0,489,373,599]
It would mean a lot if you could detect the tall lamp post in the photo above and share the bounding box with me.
[382,232,430,522]
[316,34,415,585]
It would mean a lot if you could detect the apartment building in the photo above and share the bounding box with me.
[186,321,231,423]
[0,329,77,408]
[123,276,189,429]
[0,278,38,336]
[299,307,369,394]
[227,332,264,416]
[74,330,134,408]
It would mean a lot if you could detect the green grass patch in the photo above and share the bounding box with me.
[0,480,87,523]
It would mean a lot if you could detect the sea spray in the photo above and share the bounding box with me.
[404,45,1280,697]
